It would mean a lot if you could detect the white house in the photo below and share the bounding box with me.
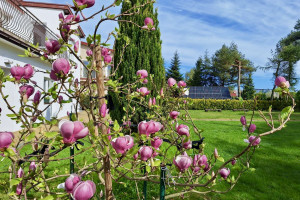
[0,0,85,132]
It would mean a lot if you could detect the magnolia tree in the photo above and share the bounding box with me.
[0,0,296,200]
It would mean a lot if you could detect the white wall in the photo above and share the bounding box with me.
[0,39,78,132]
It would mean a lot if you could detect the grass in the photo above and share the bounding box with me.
[0,110,299,199]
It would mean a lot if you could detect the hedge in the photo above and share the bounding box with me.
[184,99,299,111]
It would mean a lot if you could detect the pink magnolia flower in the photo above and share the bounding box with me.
[214,148,219,158]
[152,97,156,105]
[16,182,22,195]
[138,146,153,161]
[29,161,36,171]
[100,103,108,118]
[136,70,148,79]
[19,85,35,100]
[65,174,81,193]
[152,151,159,158]
[104,55,112,64]
[58,95,63,104]
[248,136,261,146]
[72,180,96,200]
[74,41,79,53]
[178,81,187,88]
[101,47,109,56]
[45,39,61,54]
[133,153,138,160]
[33,91,41,105]
[142,17,155,30]
[275,76,286,87]
[219,168,230,179]
[59,121,89,144]
[10,66,25,81]
[58,12,64,21]
[122,121,131,129]
[138,121,163,137]
[23,64,34,80]
[231,159,237,166]
[17,167,23,178]
[111,135,134,154]
[151,136,163,149]
[148,98,152,107]
[183,140,192,149]
[74,15,80,22]
[63,15,74,23]
[0,132,14,151]
[173,153,192,172]
[193,154,209,172]
[249,124,256,133]
[285,81,290,88]
[137,87,150,96]
[75,0,95,8]
[240,116,246,125]
[144,17,154,26]
[168,78,176,87]
[160,88,164,97]
[170,111,179,119]
[176,124,189,137]
[142,79,148,84]
[86,49,93,56]
[50,58,71,81]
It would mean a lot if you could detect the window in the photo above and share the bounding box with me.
[82,61,96,78]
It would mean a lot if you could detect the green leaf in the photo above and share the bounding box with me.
[280,106,294,121]
[217,157,224,162]
[6,148,16,157]
[10,178,22,187]
[113,120,120,132]
[25,107,32,112]
[25,132,35,142]
[146,165,151,173]
[0,68,4,80]
[153,159,161,167]
[44,132,58,138]
[115,0,122,6]
[249,168,256,172]
[42,195,54,200]
[6,114,16,118]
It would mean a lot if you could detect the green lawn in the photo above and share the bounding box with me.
[0,111,299,199]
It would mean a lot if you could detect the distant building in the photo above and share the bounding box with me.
[185,86,231,99]
[0,0,84,131]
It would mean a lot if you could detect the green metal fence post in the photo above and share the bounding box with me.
[160,164,166,200]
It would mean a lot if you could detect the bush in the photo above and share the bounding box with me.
[184,98,298,111]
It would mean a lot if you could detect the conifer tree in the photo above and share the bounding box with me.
[166,51,183,81]
[110,0,165,122]
[242,73,255,100]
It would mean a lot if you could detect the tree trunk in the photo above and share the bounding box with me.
[95,45,114,200]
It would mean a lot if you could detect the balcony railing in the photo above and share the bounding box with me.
[0,0,58,48]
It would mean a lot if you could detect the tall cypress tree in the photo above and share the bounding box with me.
[242,73,255,100]
[110,0,164,122]
[166,51,183,81]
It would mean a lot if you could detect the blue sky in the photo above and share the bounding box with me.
[29,0,300,89]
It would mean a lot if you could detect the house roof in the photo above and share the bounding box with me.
[19,0,85,38]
